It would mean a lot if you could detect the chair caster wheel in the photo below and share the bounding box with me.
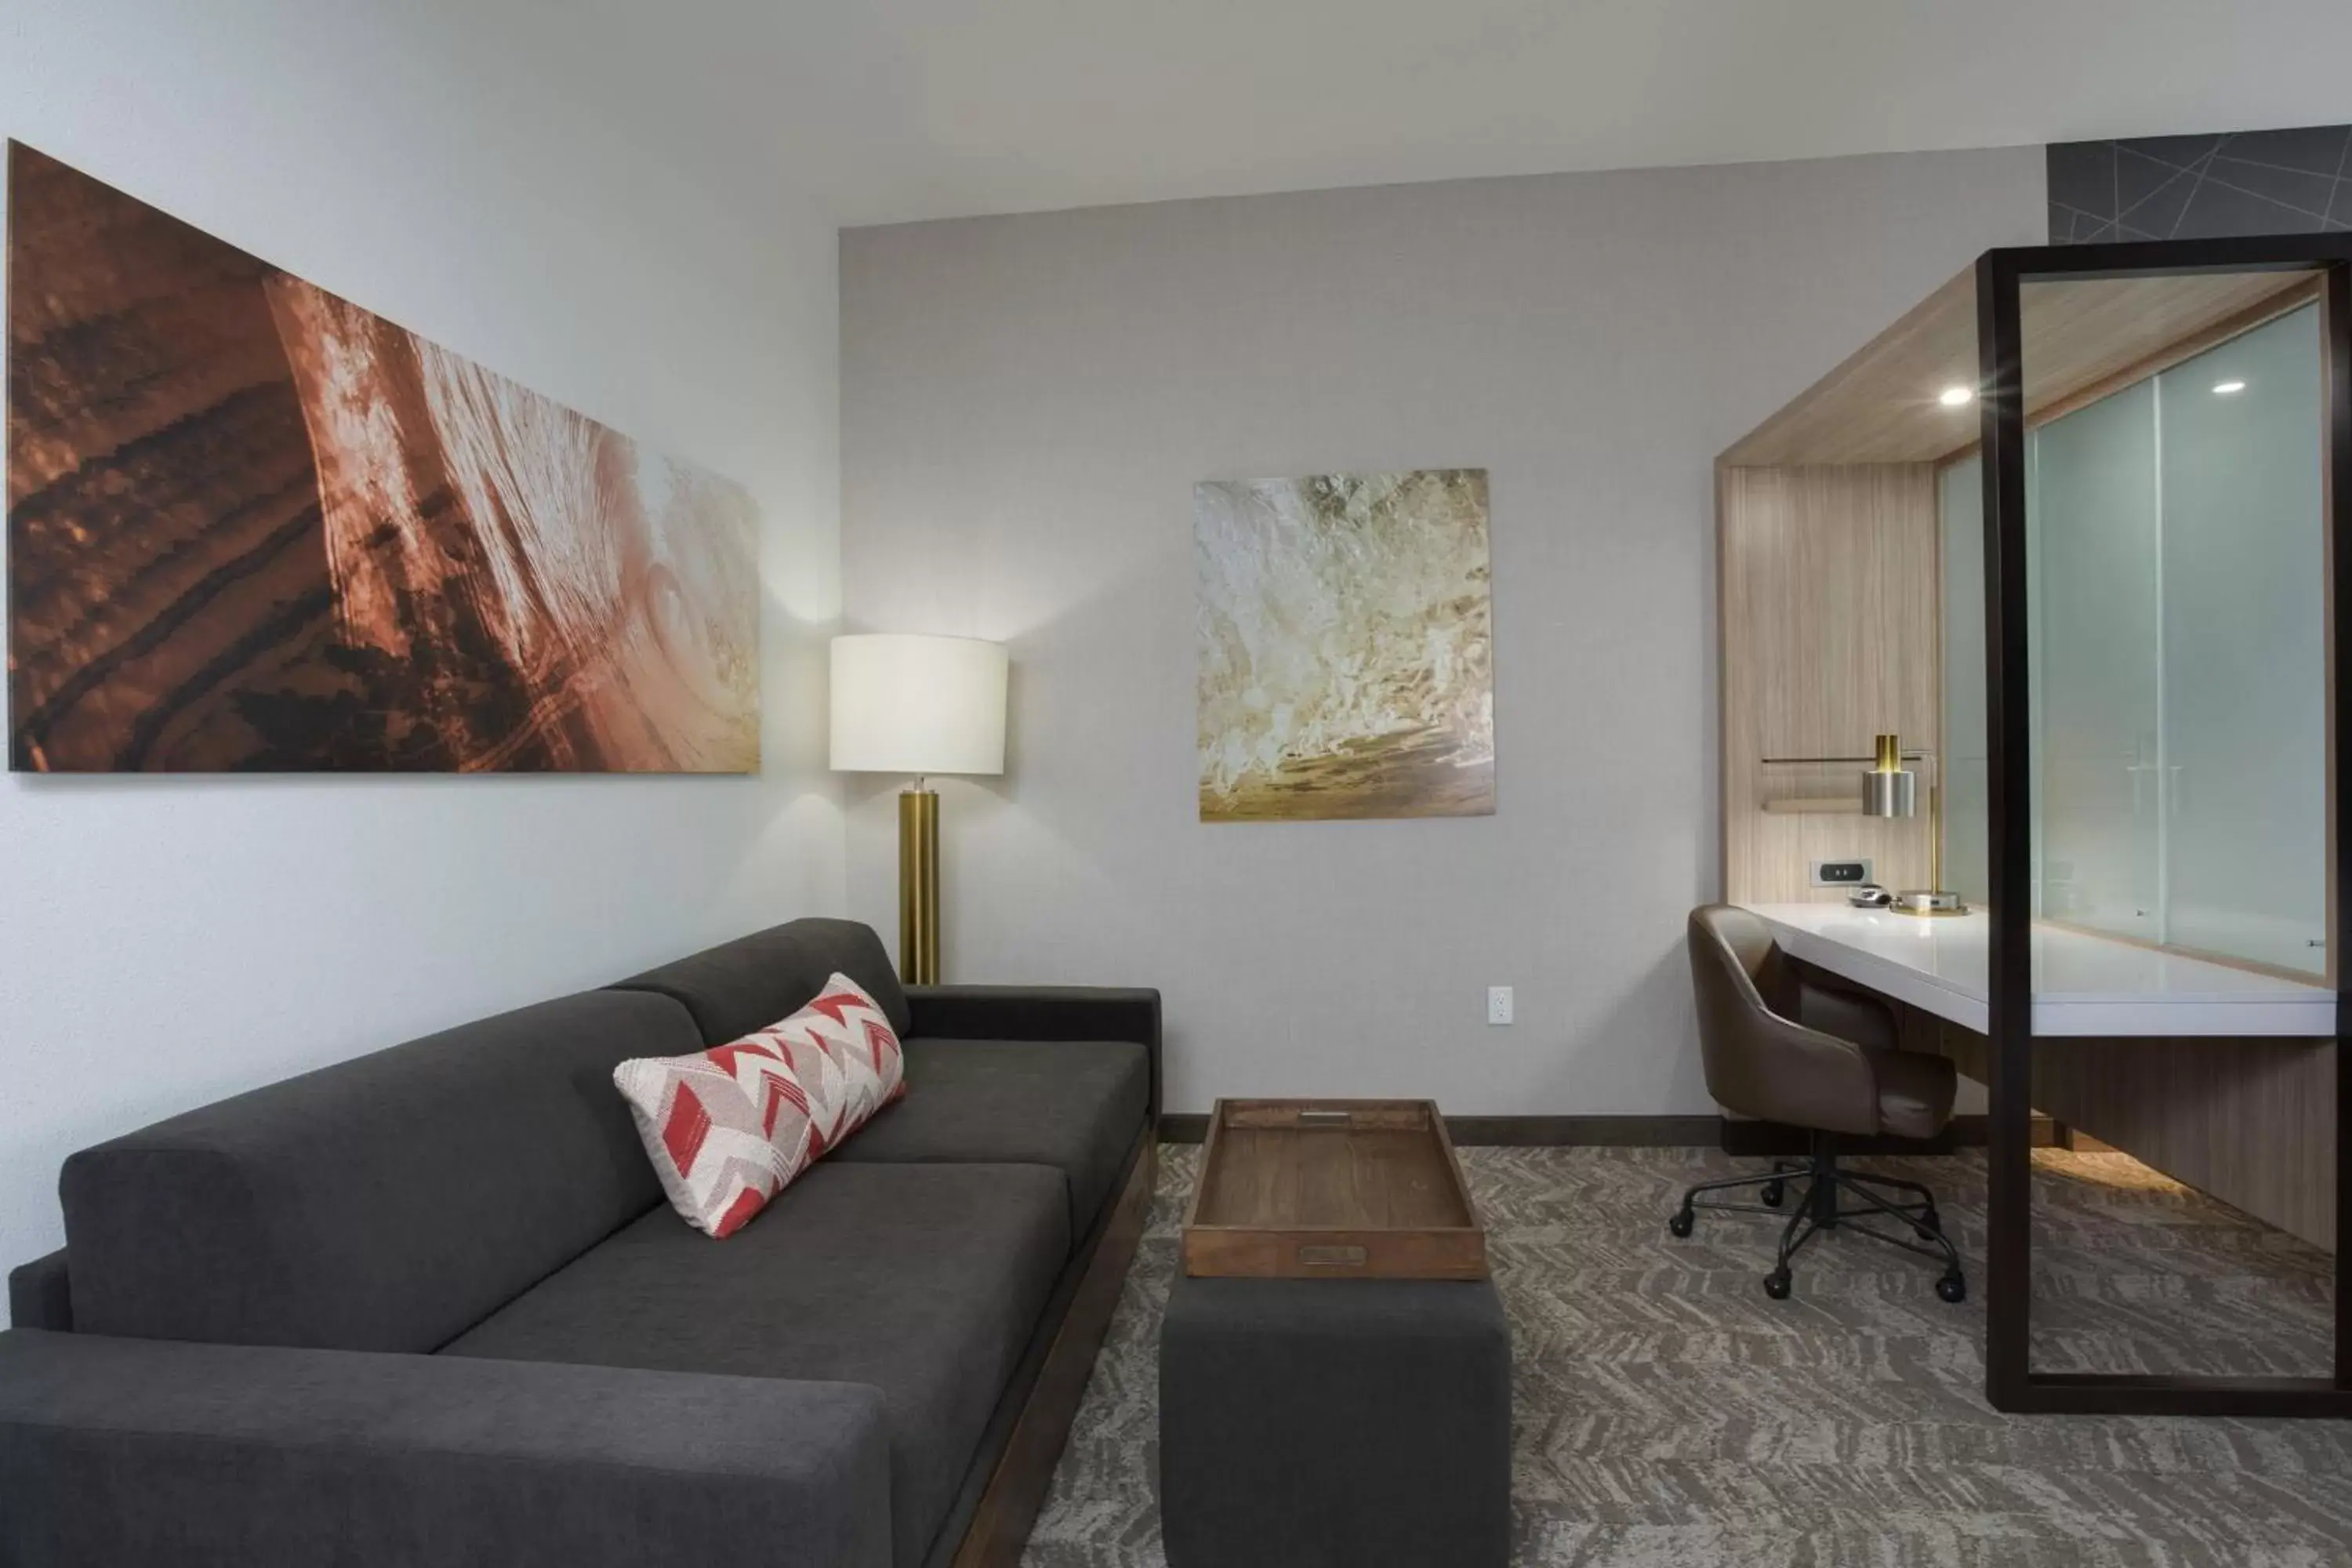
[1936,1271,1968,1304]
[1762,1269,1792,1300]
[1760,1181,1784,1208]
[1668,1207,1695,1239]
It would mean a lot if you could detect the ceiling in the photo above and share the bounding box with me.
[445,1,2352,227]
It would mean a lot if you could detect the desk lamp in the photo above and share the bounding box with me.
[1862,732,1966,916]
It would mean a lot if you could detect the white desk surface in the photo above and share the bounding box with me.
[1736,902,2336,1039]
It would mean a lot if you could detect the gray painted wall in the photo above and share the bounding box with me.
[2,0,844,1269]
[841,147,2045,1116]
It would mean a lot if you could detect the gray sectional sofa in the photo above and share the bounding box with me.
[0,918,1160,1568]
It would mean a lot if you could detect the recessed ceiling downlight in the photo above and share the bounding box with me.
[1938,386,1974,407]
[2213,379,2248,395]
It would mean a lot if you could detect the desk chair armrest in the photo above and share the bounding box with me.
[1731,1011,1886,1139]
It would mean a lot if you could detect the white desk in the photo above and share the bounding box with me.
[1737,902,2336,1038]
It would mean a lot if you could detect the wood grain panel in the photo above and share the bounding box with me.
[1722,267,2319,466]
[1922,1017,2334,1251]
[1194,1130,1472,1229]
[1720,464,1940,902]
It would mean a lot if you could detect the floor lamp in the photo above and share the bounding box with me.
[830,633,1009,984]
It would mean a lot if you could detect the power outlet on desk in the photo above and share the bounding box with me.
[1811,858,1873,888]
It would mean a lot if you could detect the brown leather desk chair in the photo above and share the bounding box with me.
[1675,905,1968,1303]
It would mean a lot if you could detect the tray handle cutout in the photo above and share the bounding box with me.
[1296,1243,1370,1269]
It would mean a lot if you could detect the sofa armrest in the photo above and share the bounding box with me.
[8,1250,71,1330]
[0,1330,892,1568]
[905,985,1163,1117]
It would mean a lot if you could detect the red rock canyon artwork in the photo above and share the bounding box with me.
[6,142,759,772]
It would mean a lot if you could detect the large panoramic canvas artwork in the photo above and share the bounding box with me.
[5,143,759,772]
[1196,468,1494,822]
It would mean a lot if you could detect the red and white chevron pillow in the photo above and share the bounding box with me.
[614,973,906,1238]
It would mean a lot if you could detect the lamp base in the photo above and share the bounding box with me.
[898,787,940,984]
[1889,888,1969,917]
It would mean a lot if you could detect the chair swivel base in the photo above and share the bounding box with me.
[1668,1134,1967,1305]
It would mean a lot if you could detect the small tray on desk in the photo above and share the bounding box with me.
[1181,1098,1486,1279]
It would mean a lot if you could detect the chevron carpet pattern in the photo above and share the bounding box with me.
[1022,1143,2352,1567]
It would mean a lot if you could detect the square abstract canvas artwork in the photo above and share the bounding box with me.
[6,143,759,772]
[1196,468,1494,822]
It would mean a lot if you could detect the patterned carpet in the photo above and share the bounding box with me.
[1022,1143,2352,1568]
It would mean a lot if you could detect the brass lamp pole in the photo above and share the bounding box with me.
[898,780,941,984]
[1862,732,1966,916]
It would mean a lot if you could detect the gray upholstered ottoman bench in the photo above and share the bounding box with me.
[1157,1273,1513,1567]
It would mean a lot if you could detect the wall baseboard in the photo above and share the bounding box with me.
[1719,1114,2069,1156]
[1156,1112,2067,1150]
[1156,1113,1716,1147]
[1443,1115,1721,1147]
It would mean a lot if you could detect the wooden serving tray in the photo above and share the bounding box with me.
[1181,1099,1486,1279]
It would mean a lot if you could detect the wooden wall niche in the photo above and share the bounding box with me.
[1715,264,2318,908]
[1719,463,1940,902]
[1717,253,2339,1267]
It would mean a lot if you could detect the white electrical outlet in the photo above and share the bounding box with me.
[1486,986,1514,1025]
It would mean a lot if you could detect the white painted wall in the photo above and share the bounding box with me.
[0,0,844,1269]
[841,150,2045,1117]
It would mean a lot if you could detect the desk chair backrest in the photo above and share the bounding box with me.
[1686,904,1885,1138]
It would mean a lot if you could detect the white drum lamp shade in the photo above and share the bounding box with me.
[829,633,1008,775]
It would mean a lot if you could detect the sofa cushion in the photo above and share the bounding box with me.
[60,989,695,1352]
[830,1039,1148,1241]
[613,974,907,1237]
[439,1160,1069,1568]
[612,917,912,1046]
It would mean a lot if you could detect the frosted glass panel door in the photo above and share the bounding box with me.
[2157,305,2327,974]
[2031,379,2161,941]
